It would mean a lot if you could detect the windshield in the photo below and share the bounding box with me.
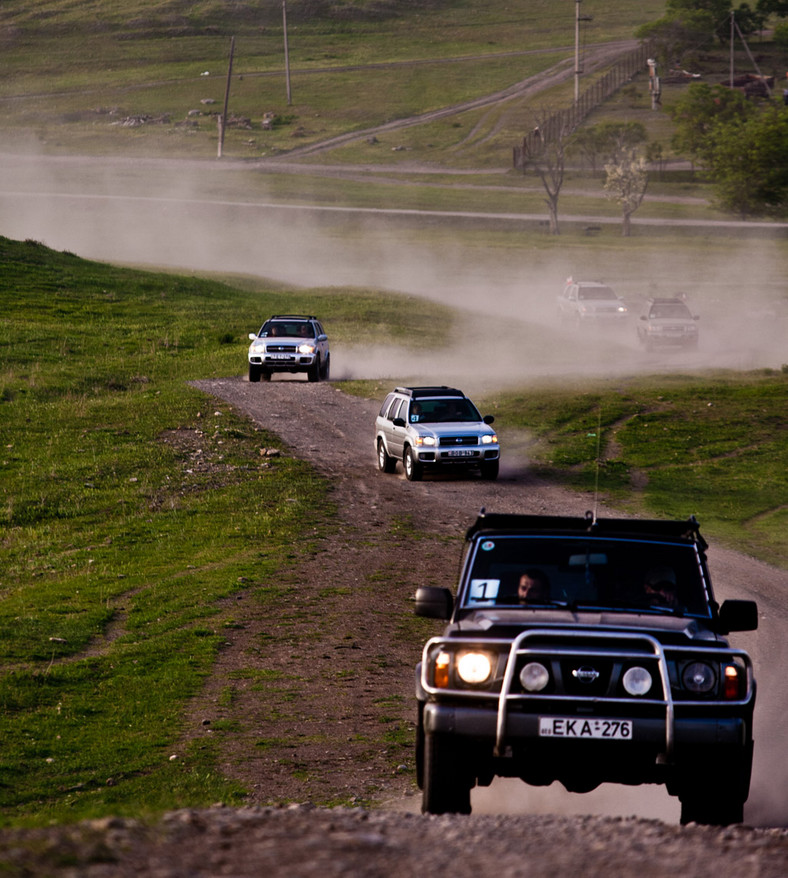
[650,304,692,319]
[461,535,710,616]
[409,397,482,424]
[261,321,314,339]
[578,286,617,301]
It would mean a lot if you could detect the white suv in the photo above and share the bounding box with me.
[247,315,329,382]
[375,386,499,481]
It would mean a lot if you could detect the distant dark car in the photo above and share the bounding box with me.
[557,279,629,326]
[637,297,699,351]
[414,511,757,825]
[247,315,329,382]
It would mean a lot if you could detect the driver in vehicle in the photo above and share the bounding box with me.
[643,566,680,609]
[518,569,551,603]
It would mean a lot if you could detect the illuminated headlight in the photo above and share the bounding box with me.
[622,666,653,696]
[617,305,628,313]
[481,434,498,445]
[414,435,436,447]
[456,651,493,685]
[682,661,716,693]
[298,343,316,354]
[251,343,266,353]
[520,661,550,692]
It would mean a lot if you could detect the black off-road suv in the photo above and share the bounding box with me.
[414,511,758,825]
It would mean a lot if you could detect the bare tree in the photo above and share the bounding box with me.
[522,113,572,235]
[604,150,649,237]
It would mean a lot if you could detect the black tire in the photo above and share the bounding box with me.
[260,369,271,382]
[415,702,425,790]
[404,447,423,481]
[248,364,262,383]
[307,359,320,382]
[421,733,472,815]
[377,439,397,474]
[320,354,330,381]
[679,790,745,826]
[480,459,499,480]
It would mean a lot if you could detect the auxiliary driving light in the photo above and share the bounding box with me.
[520,661,550,692]
[622,666,653,696]
[456,651,493,685]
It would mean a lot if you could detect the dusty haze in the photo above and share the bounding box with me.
[1,149,786,827]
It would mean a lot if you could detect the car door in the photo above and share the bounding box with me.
[385,397,408,459]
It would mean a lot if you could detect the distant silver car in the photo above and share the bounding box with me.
[375,386,499,481]
[557,279,629,326]
[247,315,329,382]
[637,297,699,351]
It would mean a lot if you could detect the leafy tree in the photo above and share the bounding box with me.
[669,82,754,159]
[756,0,788,18]
[702,105,788,216]
[569,122,647,173]
[635,9,717,68]
[604,151,650,236]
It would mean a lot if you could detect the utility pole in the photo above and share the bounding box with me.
[218,35,235,159]
[283,0,292,105]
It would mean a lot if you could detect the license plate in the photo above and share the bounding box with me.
[447,449,474,457]
[268,353,294,360]
[539,717,633,740]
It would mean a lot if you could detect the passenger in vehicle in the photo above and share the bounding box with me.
[518,569,551,603]
[410,403,422,423]
[643,566,680,609]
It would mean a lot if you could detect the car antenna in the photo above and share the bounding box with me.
[591,408,602,525]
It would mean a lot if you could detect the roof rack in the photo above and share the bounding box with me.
[268,315,317,321]
[466,510,707,550]
[394,386,466,399]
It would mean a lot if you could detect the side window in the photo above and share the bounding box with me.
[389,398,405,421]
[379,394,395,418]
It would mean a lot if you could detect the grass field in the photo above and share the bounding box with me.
[1,0,787,829]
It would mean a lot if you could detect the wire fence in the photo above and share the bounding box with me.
[513,42,652,170]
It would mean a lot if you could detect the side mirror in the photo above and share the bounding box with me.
[248,333,258,340]
[318,334,327,341]
[483,415,495,425]
[414,586,454,620]
[718,599,758,633]
[694,315,700,321]
[392,417,406,428]
[639,315,647,322]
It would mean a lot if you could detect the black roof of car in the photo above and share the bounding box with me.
[394,386,467,399]
[645,298,687,305]
[466,510,708,551]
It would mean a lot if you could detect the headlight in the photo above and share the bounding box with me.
[414,435,436,447]
[251,343,266,353]
[617,305,628,313]
[298,343,316,354]
[682,661,716,693]
[622,666,652,696]
[520,661,550,692]
[481,434,498,445]
[456,651,493,685]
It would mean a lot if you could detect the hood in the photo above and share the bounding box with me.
[450,608,721,644]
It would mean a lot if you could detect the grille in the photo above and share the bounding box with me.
[439,435,477,447]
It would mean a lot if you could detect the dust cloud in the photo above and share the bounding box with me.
[1,150,786,827]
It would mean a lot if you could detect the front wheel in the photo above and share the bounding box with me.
[377,439,397,474]
[248,364,262,383]
[422,733,473,815]
[404,447,423,481]
[307,359,321,382]
[320,354,330,381]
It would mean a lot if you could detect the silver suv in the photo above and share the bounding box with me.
[247,315,329,382]
[557,279,629,326]
[375,386,499,481]
[637,297,699,351]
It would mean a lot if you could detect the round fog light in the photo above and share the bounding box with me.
[622,666,652,696]
[682,661,716,693]
[520,662,550,692]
